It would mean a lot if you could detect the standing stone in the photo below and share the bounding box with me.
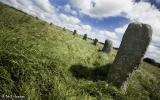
[83,34,87,40]
[94,38,98,45]
[50,23,53,25]
[107,22,152,91]
[102,40,113,54]
[73,30,77,35]
[63,27,66,31]
[35,16,39,20]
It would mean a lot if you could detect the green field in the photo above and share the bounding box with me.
[0,2,160,100]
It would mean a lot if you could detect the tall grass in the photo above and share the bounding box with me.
[0,2,160,100]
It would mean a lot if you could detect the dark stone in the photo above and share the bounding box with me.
[35,16,39,20]
[107,22,152,91]
[94,38,98,45]
[50,23,53,25]
[83,34,87,40]
[73,30,77,35]
[63,27,66,31]
[102,40,113,54]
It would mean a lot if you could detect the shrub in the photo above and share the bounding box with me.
[143,58,160,67]
[113,47,118,50]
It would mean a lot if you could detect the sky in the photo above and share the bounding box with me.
[0,0,160,62]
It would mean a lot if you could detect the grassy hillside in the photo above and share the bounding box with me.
[0,2,160,100]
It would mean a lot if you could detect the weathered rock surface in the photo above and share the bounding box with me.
[94,38,98,45]
[63,27,66,31]
[107,22,152,91]
[102,40,113,54]
[83,34,87,40]
[73,30,77,35]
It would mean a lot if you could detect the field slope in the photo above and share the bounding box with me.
[0,2,160,100]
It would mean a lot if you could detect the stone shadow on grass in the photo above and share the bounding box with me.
[69,63,112,81]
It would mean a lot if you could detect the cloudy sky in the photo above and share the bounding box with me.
[0,0,160,62]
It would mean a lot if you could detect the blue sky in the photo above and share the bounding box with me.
[0,0,160,62]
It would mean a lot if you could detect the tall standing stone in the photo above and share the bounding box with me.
[107,22,152,91]
[94,38,98,45]
[102,40,113,54]
[73,30,77,35]
[83,34,87,40]
[50,23,53,25]
[63,27,66,31]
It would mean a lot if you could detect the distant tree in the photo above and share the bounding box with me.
[143,58,156,64]
[113,47,119,50]
[143,57,160,67]
[99,42,104,45]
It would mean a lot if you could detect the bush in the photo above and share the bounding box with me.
[113,47,118,50]
[143,58,160,68]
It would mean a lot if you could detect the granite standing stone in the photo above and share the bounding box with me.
[83,34,87,40]
[102,40,113,54]
[107,22,152,91]
[50,23,53,25]
[94,38,98,45]
[63,27,66,31]
[73,30,77,35]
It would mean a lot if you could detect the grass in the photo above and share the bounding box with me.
[0,2,160,100]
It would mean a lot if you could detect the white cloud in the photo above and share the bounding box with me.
[1,0,59,24]
[96,29,119,48]
[0,0,92,38]
[156,0,160,3]
[96,32,120,47]
[65,24,93,36]
[69,0,92,10]
[148,44,160,61]
[80,25,92,35]
[69,0,160,60]
[99,30,117,39]
[81,25,92,31]
[16,0,32,6]
[69,0,160,51]
[69,0,133,19]
[115,25,128,34]
[59,14,80,25]
[112,39,121,47]
[64,4,77,15]
[34,0,55,13]
[64,4,71,12]
[71,10,77,15]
